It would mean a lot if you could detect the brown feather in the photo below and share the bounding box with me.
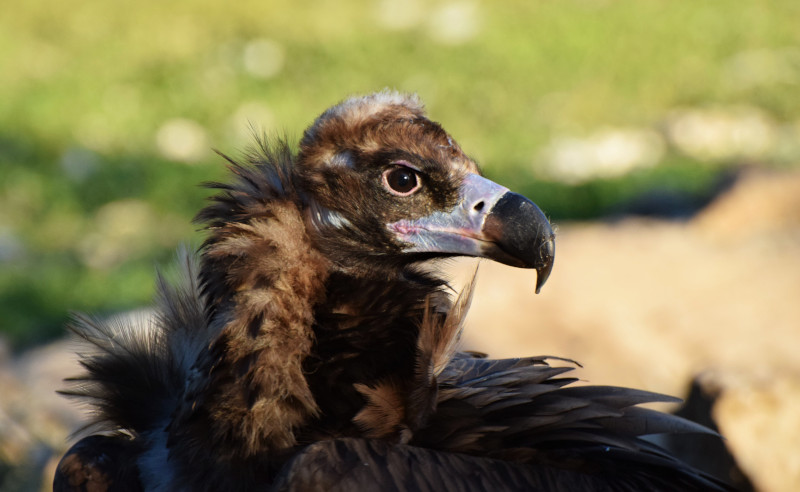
[421,267,477,378]
[190,185,331,457]
[353,381,410,441]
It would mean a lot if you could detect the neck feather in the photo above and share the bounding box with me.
[198,199,330,456]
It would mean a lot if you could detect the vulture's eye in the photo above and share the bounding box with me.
[382,166,421,196]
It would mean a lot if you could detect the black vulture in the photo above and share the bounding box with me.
[55,91,732,491]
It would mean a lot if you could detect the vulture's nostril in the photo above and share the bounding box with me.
[473,200,485,213]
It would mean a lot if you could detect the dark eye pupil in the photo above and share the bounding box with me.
[388,168,417,193]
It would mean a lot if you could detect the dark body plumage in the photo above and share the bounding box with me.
[55,92,732,491]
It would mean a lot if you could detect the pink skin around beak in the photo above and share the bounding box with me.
[389,173,555,293]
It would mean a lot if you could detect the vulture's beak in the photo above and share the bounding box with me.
[390,173,555,293]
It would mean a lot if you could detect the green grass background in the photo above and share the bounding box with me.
[1,0,797,345]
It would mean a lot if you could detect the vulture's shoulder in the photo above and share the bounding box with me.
[273,437,559,492]
[54,435,143,492]
[274,435,730,492]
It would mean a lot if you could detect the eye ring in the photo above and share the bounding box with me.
[382,165,422,196]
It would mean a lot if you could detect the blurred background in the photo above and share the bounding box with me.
[1,0,798,490]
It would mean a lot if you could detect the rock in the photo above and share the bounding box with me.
[713,370,800,492]
[693,168,800,243]
[666,372,756,491]
[0,339,81,491]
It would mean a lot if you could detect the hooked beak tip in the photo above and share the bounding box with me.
[482,191,556,292]
[534,235,555,294]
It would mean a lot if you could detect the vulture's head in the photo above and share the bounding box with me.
[295,91,555,292]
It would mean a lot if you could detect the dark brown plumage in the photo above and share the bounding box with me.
[55,91,732,491]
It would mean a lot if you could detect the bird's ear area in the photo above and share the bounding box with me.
[327,150,357,169]
[297,158,400,253]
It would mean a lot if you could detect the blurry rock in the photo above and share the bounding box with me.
[539,127,665,184]
[693,168,800,243]
[14,340,86,440]
[665,106,778,162]
[665,372,755,491]
[0,339,82,492]
[670,369,800,492]
[714,371,800,492]
[0,310,151,490]
[611,188,708,219]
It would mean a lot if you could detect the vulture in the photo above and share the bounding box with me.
[55,91,732,491]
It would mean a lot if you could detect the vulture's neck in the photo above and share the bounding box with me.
[195,194,448,458]
[303,268,451,441]
[197,198,331,457]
